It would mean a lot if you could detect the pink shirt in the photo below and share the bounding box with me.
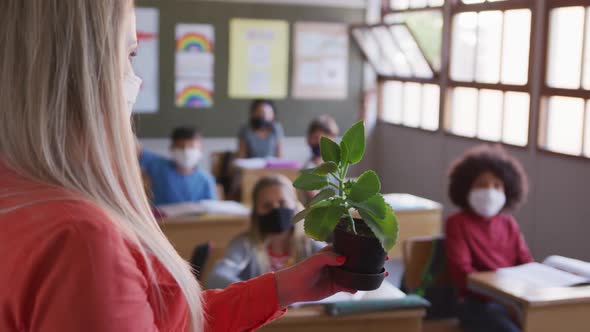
[0,160,284,331]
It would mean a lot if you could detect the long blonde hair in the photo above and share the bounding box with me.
[0,1,202,330]
[249,175,313,272]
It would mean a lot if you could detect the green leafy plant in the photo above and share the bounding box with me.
[292,121,398,251]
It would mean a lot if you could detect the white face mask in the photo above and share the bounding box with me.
[468,188,506,219]
[171,148,202,170]
[123,72,142,114]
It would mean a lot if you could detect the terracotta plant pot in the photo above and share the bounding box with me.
[331,218,387,291]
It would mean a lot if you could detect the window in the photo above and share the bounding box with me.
[361,1,443,131]
[384,10,443,70]
[390,0,444,10]
[382,81,440,130]
[539,3,590,158]
[444,1,532,147]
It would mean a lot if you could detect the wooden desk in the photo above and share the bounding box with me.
[239,167,300,205]
[469,272,590,332]
[260,306,425,332]
[159,214,249,260]
[384,194,443,260]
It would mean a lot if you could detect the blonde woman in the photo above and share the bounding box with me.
[207,175,323,289]
[0,1,350,331]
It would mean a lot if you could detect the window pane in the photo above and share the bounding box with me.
[390,25,433,78]
[501,9,531,85]
[373,26,412,77]
[585,101,590,157]
[429,0,444,6]
[476,11,503,84]
[584,8,590,90]
[450,87,478,137]
[477,90,503,141]
[353,29,393,76]
[547,7,585,89]
[384,11,443,71]
[403,82,422,128]
[409,0,428,8]
[382,81,403,124]
[451,13,478,81]
[462,0,484,3]
[391,0,410,10]
[545,97,585,155]
[503,92,529,146]
[422,84,440,130]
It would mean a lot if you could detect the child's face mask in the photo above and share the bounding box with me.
[123,72,142,114]
[468,188,506,219]
[171,148,202,170]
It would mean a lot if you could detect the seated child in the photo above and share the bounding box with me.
[206,174,323,289]
[237,99,284,159]
[139,126,217,206]
[445,144,533,332]
[303,115,340,169]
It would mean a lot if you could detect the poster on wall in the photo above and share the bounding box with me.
[228,18,289,99]
[133,7,159,113]
[292,22,349,99]
[175,24,215,108]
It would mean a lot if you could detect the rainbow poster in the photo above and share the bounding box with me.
[175,24,215,108]
[175,80,214,108]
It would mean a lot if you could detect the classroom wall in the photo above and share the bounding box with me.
[134,0,364,138]
[367,123,590,262]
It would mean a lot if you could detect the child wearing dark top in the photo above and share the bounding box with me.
[445,145,533,332]
[237,99,284,159]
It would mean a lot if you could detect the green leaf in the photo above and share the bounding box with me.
[309,188,336,206]
[292,206,312,224]
[293,172,329,191]
[348,170,381,203]
[320,137,341,164]
[308,162,338,176]
[358,204,399,252]
[340,141,349,166]
[349,193,387,219]
[304,205,345,241]
[341,121,365,164]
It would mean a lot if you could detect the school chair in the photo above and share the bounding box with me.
[402,235,462,332]
[211,151,236,198]
[190,242,226,283]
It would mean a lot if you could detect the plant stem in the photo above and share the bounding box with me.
[347,212,357,234]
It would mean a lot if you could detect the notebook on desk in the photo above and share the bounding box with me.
[157,200,250,218]
[497,256,590,288]
[292,281,430,316]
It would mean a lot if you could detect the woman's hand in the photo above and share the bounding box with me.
[274,249,355,308]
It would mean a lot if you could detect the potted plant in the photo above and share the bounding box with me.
[292,121,398,291]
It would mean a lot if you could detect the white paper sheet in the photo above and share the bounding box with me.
[498,262,589,288]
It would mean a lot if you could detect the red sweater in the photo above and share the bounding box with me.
[445,211,533,298]
[0,161,284,331]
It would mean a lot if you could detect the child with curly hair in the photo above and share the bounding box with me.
[446,145,533,332]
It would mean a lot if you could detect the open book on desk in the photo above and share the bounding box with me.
[292,281,429,316]
[157,200,250,218]
[497,256,590,288]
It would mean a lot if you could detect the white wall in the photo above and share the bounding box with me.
[140,136,312,172]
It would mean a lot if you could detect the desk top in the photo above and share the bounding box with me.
[383,194,442,212]
[159,213,249,226]
[274,306,424,324]
[469,271,590,307]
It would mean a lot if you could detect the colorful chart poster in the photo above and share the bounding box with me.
[133,8,159,113]
[292,22,349,99]
[228,19,289,99]
[175,24,215,108]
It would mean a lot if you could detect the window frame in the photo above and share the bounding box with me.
[537,0,590,159]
